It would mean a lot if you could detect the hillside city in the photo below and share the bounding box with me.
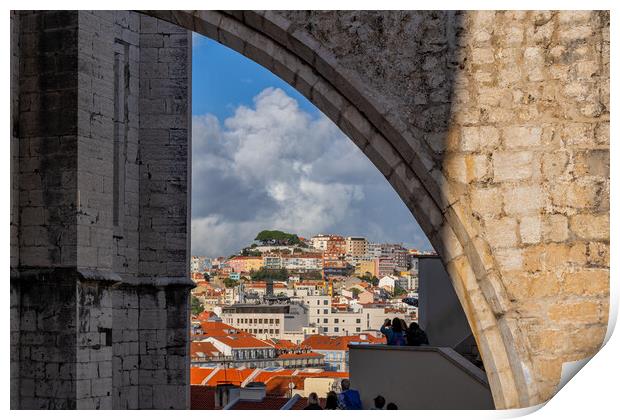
[189,230,435,408]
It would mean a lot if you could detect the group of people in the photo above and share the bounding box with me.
[380,317,429,346]
[303,318,428,410]
[303,379,398,410]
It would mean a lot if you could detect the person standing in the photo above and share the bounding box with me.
[406,322,429,346]
[337,379,363,409]
[325,391,339,409]
[372,395,386,410]
[380,317,407,346]
[304,392,322,410]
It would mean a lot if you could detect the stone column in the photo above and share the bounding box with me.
[11,10,192,409]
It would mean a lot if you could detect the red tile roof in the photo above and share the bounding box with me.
[264,338,298,350]
[211,335,273,349]
[277,351,324,359]
[245,282,287,289]
[197,321,247,338]
[253,369,295,384]
[302,334,384,350]
[191,341,221,358]
[190,385,217,410]
[264,375,304,396]
[299,371,349,379]
[191,367,215,385]
[196,310,218,321]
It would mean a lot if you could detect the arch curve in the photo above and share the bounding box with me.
[143,10,545,409]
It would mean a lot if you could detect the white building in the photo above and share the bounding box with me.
[219,303,309,342]
[263,255,282,269]
[367,243,382,258]
[310,234,330,251]
[191,256,210,273]
[282,255,323,271]
[378,275,409,292]
[302,295,380,336]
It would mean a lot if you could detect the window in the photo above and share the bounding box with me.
[269,319,274,324]
[356,327,361,332]
[323,309,328,314]
[269,329,273,334]
[259,329,263,333]
[356,319,361,324]
[316,309,320,314]
[334,319,339,324]
[259,319,263,324]
[323,300,328,305]
[323,318,328,324]
[334,327,339,332]
[275,319,280,324]
[275,329,280,334]
[323,327,329,333]
[316,300,320,305]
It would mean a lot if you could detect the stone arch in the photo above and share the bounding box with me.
[143,10,540,409]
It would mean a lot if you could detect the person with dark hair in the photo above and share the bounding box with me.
[372,395,386,410]
[325,391,339,410]
[387,402,398,410]
[406,322,429,346]
[399,318,408,331]
[380,317,407,346]
[337,379,363,409]
[304,392,322,410]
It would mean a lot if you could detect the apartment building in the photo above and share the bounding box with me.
[281,254,323,271]
[367,243,382,258]
[310,234,329,251]
[263,254,283,269]
[227,256,264,273]
[377,257,397,277]
[354,259,378,277]
[380,243,409,270]
[345,237,368,258]
[220,303,309,341]
[191,256,210,273]
[302,295,374,336]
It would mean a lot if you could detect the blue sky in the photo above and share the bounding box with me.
[192,33,318,121]
[191,33,432,257]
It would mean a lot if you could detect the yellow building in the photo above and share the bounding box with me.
[355,259,377,277]
[245,256,264,272]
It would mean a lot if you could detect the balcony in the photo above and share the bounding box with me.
[348,344,494,409]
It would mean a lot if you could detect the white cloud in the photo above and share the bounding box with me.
[191,87,431,257]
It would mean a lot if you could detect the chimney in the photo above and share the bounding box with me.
[215,383,238,408]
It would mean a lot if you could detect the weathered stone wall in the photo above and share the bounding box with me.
[148,10,609,408]
[10,11,21,409]
[255,10,611,407]
[11,10,192,409]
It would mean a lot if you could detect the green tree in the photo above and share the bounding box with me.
[359,273,380,286]
[393,285,407,297]
[250,267,289,281]
[224,278,239,288]
[203,272,210,282]
[254,230,302,245]
[191,295,204,316]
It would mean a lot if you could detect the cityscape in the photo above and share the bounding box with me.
[188,230,440,407]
